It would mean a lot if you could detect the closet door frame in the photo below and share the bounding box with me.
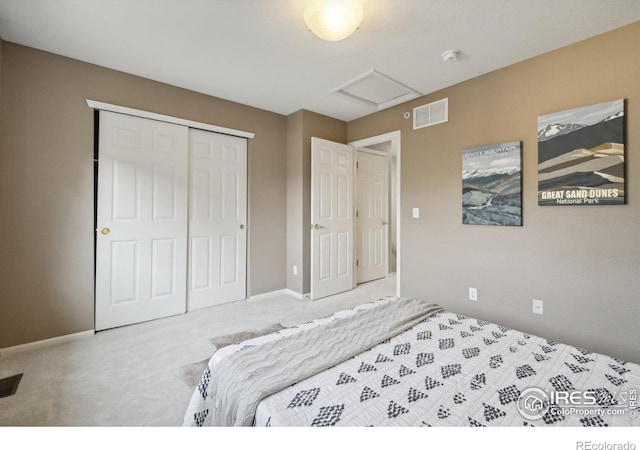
[90,101,254,329]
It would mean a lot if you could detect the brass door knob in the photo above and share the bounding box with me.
[314,224,324,229]
[239,224,245,230]
[382,221,388,225]
[101,228,110,235]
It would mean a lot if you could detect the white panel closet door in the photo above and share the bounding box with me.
[357,150,388,284]
[188,129,247,311]
[96,111,188,331]
[310,137,354,301]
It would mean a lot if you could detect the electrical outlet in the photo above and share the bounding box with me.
[533,299,543,315]
[469,287,477,301]
[293,265,298,276]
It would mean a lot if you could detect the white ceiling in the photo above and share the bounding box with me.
[0,0,639,122]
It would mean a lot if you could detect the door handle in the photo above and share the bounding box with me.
[240,224,245,230]
[382,221,388,226]
[313,224,324,229]
[100,228,110,235]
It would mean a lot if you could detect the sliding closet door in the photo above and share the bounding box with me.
[188,129,247,311]
[96,111,189,331]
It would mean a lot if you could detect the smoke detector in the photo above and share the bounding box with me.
[441,50,460,63]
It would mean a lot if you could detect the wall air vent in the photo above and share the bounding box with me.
[413,98,448,130]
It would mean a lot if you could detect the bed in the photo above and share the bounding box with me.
[183,297,640,427]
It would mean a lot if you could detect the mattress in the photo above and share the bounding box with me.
[184,297,640,427]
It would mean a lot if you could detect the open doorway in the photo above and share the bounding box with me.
[349,131,401,298]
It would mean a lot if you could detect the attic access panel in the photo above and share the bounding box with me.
[333,70,421,111]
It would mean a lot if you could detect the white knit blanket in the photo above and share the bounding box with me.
[182,297,443,426]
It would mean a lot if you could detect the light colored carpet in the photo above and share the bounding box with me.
[0,276,396,426]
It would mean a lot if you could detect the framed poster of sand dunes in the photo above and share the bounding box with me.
[538,99,625,206]
[462,141,522,226]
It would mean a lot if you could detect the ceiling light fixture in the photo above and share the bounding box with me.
[304,0,364,42]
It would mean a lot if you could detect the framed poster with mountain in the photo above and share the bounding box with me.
[462,141,522,226]
[538,99,625,206]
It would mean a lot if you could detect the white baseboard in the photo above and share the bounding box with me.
[248,288,308,301]
[285,289,312,300]
[0,330,94,360]
[248,289,288,302]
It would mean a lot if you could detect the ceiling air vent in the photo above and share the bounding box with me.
[413,98,448,130]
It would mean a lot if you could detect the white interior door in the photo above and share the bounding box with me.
[96,111,188,331]
[356,149,388,284]
[310,137,354,300]
[188,129,247,310]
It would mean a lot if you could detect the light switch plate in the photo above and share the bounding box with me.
[413,208,420,218]
[533,299,543,315]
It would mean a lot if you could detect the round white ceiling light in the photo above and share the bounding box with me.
[304,0,364,42]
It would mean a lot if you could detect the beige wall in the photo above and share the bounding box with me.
[0,43,287,348]
[348,22,640,363]
[286,111,305,294]
[286,110,346,295]
[0,37,3,128]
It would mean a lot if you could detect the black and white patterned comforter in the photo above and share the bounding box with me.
[253,311,639,426]
[185,297,640,427]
